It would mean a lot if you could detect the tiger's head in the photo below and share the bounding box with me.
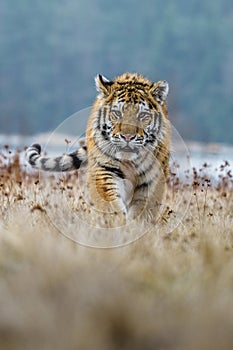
[90,73,170,160]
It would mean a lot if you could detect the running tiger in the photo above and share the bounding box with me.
[26,73,171,223]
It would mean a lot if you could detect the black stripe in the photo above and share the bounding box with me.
[103,107,107,126]
[55,158,62,170]
[40,158,50,168]
[29,155,38,166]
[97,175,113,181]
[135,167,161,191]
[31,144,41,153]
[137,158,157,176]
[98,164,125,179]
[97,107,108,131]
[117,91,126,99]
[69,153,82,169]
[135,180,152,190]
[103,187,116,192]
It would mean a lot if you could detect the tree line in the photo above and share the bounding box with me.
[0,0,232,143]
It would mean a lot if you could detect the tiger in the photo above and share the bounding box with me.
[26,73,171,225]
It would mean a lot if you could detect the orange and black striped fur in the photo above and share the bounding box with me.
[26,73,171,223]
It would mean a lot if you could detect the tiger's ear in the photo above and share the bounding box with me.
[95,74,113,96]
[150,80,169,104]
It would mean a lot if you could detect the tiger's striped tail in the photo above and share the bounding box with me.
[26,143,87,172]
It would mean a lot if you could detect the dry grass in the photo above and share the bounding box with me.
[0,147,233,350]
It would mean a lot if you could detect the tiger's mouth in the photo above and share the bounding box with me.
[118,143,143,154]
[121,145,135,152]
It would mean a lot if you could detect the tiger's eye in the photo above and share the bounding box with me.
[138,112,151,122]
[111,110,122,119]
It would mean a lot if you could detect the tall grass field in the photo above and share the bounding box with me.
[0,146,233,350]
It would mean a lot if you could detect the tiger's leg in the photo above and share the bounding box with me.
[87,166,135,224]
[128,174,166,222]
[26,143,87,171]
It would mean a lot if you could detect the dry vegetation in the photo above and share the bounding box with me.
[0,146,233,350]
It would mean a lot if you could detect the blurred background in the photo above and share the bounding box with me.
[0,0,232,143]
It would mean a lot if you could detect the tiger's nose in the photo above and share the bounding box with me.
[120,134,136,142]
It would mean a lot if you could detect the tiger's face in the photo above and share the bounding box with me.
[92,73,169,160]
[105,101,161,150]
